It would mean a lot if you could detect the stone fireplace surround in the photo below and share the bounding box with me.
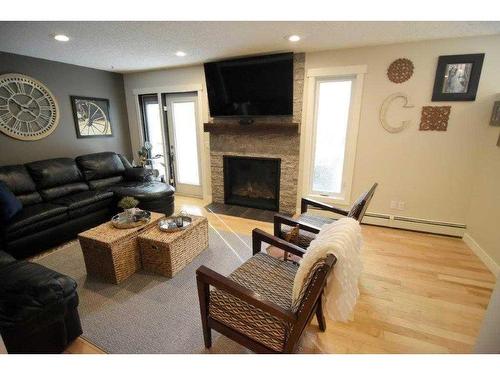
[207,53,304,215]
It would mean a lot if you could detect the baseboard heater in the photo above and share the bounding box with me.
[362,212,466,237]
[308,207,466,237]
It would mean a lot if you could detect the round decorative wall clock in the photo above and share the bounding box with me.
[0,73,59,141]
[387,58,414,83]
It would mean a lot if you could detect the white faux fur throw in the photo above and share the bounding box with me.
[292,217,363,322]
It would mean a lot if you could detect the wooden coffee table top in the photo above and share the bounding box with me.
[138,215,207,243]
[78,211,164,244]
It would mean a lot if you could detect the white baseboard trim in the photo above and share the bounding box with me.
[463,233,500,277]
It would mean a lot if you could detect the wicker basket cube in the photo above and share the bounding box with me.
[138,215,209,278]
[78,212,164,284]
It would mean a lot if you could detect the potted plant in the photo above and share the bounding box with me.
[118,196,140,220]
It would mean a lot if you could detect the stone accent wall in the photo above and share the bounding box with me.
[209,53,305,215]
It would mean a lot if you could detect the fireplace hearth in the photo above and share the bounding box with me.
[223,156,281,211]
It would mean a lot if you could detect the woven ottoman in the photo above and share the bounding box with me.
[78,212,164,284]
[138,215,209,278]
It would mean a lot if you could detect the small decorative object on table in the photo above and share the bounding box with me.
[118,196,139,220]
[112,210,151,229]
[158,210,192,232]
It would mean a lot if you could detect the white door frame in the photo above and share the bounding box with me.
[132,84,209,200]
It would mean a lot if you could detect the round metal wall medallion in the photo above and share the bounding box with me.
[0,73,59,141]
[387,58,414,84]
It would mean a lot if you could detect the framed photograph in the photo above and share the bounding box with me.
[431,54,485,101]
[70,96,113,138]
[490,101,500,127]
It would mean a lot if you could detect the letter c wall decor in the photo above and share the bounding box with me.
[379,93,415,133]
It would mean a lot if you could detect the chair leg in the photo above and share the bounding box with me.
[202,323,212,349]
[315,297,326,332]
[196,275,212,348]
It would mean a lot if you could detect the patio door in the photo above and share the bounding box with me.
[162,93,202,197]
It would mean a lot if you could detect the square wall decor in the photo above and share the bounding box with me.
[431,54,484,102]
[419,106,451,131]
[70,96,113,138]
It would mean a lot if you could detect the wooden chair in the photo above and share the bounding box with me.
[196,229,337,353]
[274,183,378,249]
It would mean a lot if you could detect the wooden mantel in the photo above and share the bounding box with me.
[203,122,299,134]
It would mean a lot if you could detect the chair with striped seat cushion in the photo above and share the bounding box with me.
[196,229,336,353]
[209,253,297,352]
[276,183,377,249]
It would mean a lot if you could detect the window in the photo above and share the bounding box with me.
[303,66,366,204]
[139,94,167,177]
[312,78,353,195]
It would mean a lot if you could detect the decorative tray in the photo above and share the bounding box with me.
[111,210,152,229]
[158,216,192,233]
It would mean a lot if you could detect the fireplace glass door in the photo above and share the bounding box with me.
[223,156,281,211]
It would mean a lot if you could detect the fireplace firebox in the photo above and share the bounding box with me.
[223,156,281,211]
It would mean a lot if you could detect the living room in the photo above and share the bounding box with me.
[1,1,499,372]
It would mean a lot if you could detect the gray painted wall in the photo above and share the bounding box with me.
[0,51,132,165]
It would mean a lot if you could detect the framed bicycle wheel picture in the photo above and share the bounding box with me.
[70,96,113,138]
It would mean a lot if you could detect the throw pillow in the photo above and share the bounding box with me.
[0,181,22,224]
[283,224,301,263]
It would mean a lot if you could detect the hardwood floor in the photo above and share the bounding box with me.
[65,195,495,354]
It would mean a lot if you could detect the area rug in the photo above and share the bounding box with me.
[34,226,322,353]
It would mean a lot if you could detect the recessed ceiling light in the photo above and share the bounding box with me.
[287,35,301,42]
[54,34,69,42]
[175,51,186,57]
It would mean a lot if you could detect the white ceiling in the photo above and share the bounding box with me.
[0,21,499,73]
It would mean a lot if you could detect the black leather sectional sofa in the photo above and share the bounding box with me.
[0,152,175,259]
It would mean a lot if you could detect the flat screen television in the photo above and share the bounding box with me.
[204,52,293,117]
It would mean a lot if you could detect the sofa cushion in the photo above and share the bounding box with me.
[66,198,113,219]
[76,152,126,181]
[5,203,68,234]
[109,181,175,202]
[26,158,84,189]
[0,165,42,206]
[0,181,22,224]
[40,183,89,201]
[88,176,123,190]
[5,213,69,241]
[52,190,114,210]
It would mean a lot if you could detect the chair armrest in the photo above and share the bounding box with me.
[273,213,321,237]
[196,265,296,323]
[301,197,349,216]
[252,228,306,258]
